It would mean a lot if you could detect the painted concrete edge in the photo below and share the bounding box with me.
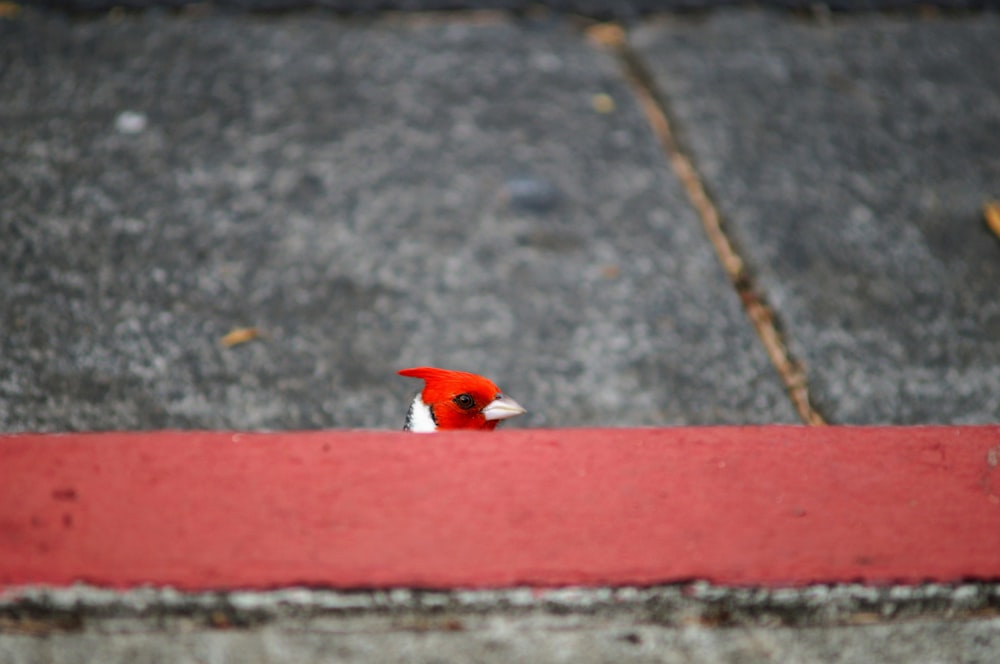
[3,426,999,591]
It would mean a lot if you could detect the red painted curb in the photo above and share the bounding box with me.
[1,427,999,591]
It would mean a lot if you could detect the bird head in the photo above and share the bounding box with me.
[398,367,526,432]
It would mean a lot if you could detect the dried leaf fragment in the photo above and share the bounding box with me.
[221,327,261,348]
[585,23,625,49]
[209,610,231,629]
[591,93,616,114]
[984,200,1000,239]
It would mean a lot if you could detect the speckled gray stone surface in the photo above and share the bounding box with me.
[0,10,796,431]
[3,585,1000,664]
[633,10,1000,424]
[4,614,1000,664]
[30,0,1000,16]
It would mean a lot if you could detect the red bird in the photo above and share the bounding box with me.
[398,367,526,432]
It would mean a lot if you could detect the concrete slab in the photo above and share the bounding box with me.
[31,0,1000,17]
[4,614,1000,664]
[3,585,1000,664]
[0,9,797,432]
[632,10,1000,424]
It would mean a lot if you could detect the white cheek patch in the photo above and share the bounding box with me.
[404,393,438,433]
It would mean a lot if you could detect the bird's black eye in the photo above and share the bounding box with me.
[453,394,476,410]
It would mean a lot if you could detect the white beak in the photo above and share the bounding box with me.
[480,395,526,422]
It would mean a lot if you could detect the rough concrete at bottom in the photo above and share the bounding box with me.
[31,0,1000,17]
[0,9,796,432]
[3,615,1000,664]
[2,585,1000,664]
[0,583,1000,664]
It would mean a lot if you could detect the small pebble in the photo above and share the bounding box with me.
[503,176,561,213]
[115,110,148,135]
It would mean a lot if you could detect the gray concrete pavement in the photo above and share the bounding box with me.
[31,0,1000,16]
[1,8,796,431]
[633,10,1000,423]
[3,584,1000,663]
[7,9,997,432]
[5,613,1000,664]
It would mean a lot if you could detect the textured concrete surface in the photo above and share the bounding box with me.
[4,614,1000,664]
[3,585,1000,663]
[633,11,1000,424]
[30,0,1000,17]
[0,9,796,431]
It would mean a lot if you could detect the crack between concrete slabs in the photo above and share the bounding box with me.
[583,23,826,426]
